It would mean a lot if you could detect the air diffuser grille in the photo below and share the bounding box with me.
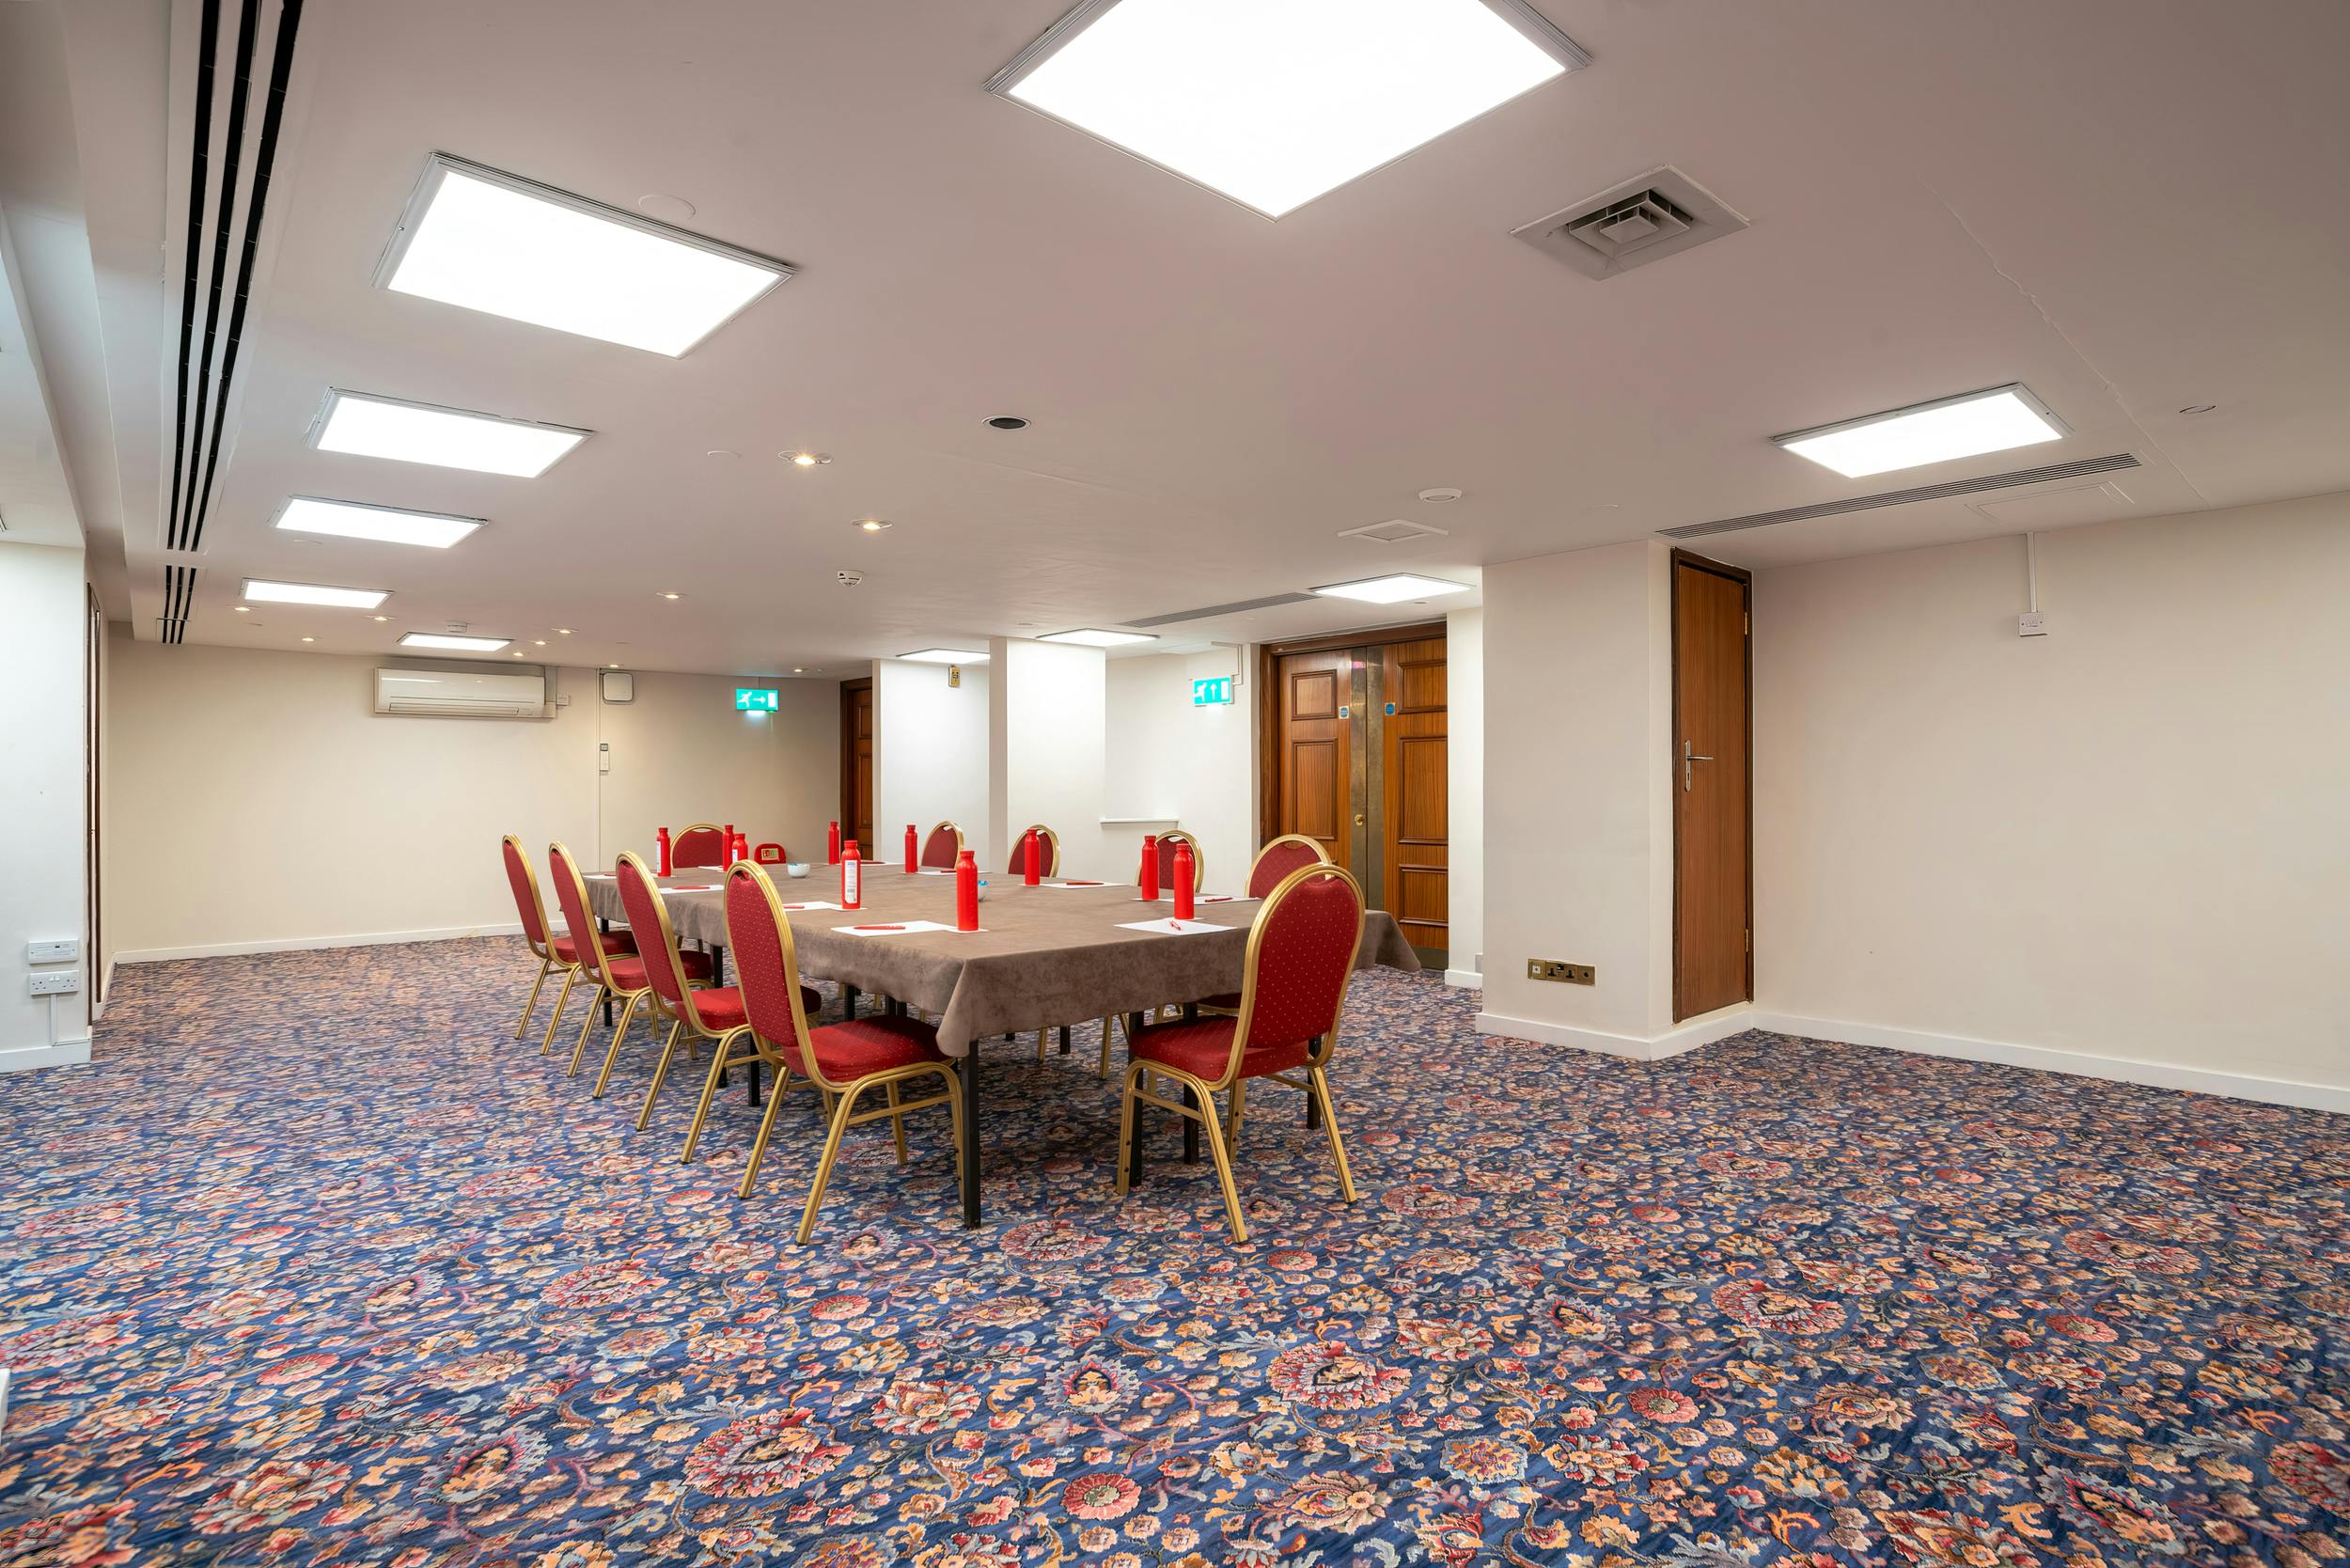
[1127,592,1316,629]
[1660,453,2143,540]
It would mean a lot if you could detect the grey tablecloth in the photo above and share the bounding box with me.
[580,865,1418,1057]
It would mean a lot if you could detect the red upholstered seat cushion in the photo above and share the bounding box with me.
[787,1012,944,1081]
[551,928,635,964]
[689,983,821,1031]
[1127,1014,1307,1084]
[603,949,712,991]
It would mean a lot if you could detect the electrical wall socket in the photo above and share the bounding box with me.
[27,939,78,963]
[1527,959,1595,985]
[2017,612,2048,636]
[29,972,81,996]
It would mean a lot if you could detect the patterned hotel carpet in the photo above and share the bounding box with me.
[3,943,2348,1568]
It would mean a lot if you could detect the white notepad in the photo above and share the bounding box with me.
[1151,893,1234,903]
[1117,917,1228,936]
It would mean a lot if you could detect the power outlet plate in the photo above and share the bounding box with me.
[1528,959,1596,985]
[27,939,78,964]
[29,972,81,996]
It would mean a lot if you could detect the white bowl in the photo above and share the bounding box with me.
[784,862,811,879]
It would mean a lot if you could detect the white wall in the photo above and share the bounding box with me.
[1445,607,1484,986]
[873,657,992,869]
[1,543,89,1069]
[991,638,1109,879]
[103,635,837,960]
[1754,493,2350,1099]
[1479,541,1683,1048]
[1104,648,1256,894]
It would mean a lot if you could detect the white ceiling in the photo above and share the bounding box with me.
[13,0,2350,674]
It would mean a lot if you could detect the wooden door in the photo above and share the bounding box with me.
[839,678,874,856]
[1379,636,1448,958]
[1671,553,1752,1019]
[1273,649,1355,875]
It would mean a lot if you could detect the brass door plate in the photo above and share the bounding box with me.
[1528,960,1596,984]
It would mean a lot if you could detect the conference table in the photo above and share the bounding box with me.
[580,863,1419,1226]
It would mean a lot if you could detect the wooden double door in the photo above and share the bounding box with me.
[1264,628,1449,964]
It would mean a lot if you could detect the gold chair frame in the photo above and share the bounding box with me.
[1112,862,1363,1242]
[728,862,965,1241]
[1012,823,1062,879]
[545,842,672,1092]
[920,820,966,869]
[504,836,567,1042]
[617,852,758,1160]
[671,822,728,868]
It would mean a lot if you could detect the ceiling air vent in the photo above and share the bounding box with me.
[1127,592,1316,629]
[1660,452,2143,540]
[1338,519,1449,545]
[1513,165,1747,280]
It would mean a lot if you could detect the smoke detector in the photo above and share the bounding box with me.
[1513,165,1747,280]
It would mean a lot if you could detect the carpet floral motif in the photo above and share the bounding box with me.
[1,939,2346,1565]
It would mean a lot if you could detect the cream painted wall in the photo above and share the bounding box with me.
[1445,606,1484,985]
[1754,493,2350,1092]
[103,635,836,960]
[1104,648,1255,894]
[991,638,1110,880]
[873,657,992,869]
[0,543,90,1068]
[1480,540,1679,1043]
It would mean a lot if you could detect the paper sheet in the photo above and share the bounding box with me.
[1116,917,1229,936]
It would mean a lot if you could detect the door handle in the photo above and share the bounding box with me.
[1683,739,1714,792]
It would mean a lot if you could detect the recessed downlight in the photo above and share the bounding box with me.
[985,416,1029,431]
[785,451,832,467]
[658,591,683,601]
[853,519,893,533]
[377,153,791,356]
[1773,384,2066,479]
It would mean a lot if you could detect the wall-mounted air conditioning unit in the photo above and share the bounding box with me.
[374,668,547,718]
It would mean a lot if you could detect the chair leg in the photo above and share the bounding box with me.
[678,1028,740,1163]
[1190,1077,1248,1243]
[738,1063,795,1200]
[796,1083,864,1244]
[1113,1063,1142,1197]
[540,966,580,1055]
[1308,1065,1356,1202]
[637,1019,687,1132]
[886,1079,908,1167]
[568,985,607,1074]
[590,994,644,1098]
[515,957,552,1038]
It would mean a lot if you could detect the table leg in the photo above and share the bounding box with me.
[959,1047,981,1228]
[747,1056,762,1107]
[599,918,614,1026]
[841,983,859,1020]
[1306,1035,1324,1129]
[1058,1024,1072,1055]
[1183,1083,1200,1164]
[713,944,727,988]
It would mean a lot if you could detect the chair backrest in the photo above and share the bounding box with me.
[754,841,787,865]
[672,823,728,868]
[1224,864,1365,1080]
[545,841,617,985]
[724,862,828,1083]
[1154,829,1204,889]
[1246,834,1329,899]
[920,821,964,870]
[1007,824,1061,877]
[616,853,721,1030]
[501,836,554,960]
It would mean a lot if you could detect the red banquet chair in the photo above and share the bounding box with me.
[618,854,822,1158]
[725,861,964,1241]
[919,820,964,870]
[1006,823,1061,878]
[501,835,635,1050]
[1189,835,1334,1017]
[545,841,711,1088]
[1113,862,1365,1242]
[671,823,728,869]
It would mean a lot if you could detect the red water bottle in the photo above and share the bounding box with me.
[955,848,979,932]
[731,830,748,865]
[826,821,841,865]
[1172,838,1196,919]
[723,823,736,862]
[656,826,673,877]
[903,823,918,874]
[1023,828,1040,886]
[840,839,862,909]
[1139,835,1160,901]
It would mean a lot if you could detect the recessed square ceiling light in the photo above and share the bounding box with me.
[399,632,512,652]
[990,0,1588,219]
[1774,384,2067,479]
[1312,573,1472,604]
[243,577,391,610]
[274,495,485,549]
[1039,628,1158,647]
[377,153,791,355]
[899,648,989,665]
[313,389,588,478]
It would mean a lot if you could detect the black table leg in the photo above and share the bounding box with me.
[1183,1084,1200,1164]
[747,1057,762,1107]
[713,944,727,987]
[842,983,859,1020]
[1305,1035,1324,1129]
[1058,1024,1072,1055]
[959,1047,981,1228]
[598,918,614,1026]
[1127,1074,1147,1190]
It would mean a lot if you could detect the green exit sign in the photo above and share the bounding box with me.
[735,687,779,713]
[1192,676,1234,707]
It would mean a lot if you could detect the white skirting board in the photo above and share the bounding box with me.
[1444,968,1482,989]
[1475,1006,1754,1062]
[1751,1011,2350,1115]
[112,922,525,965]
[0,1039,93,1074]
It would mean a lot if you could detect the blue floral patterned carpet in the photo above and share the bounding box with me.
[3,941,2346,1567]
